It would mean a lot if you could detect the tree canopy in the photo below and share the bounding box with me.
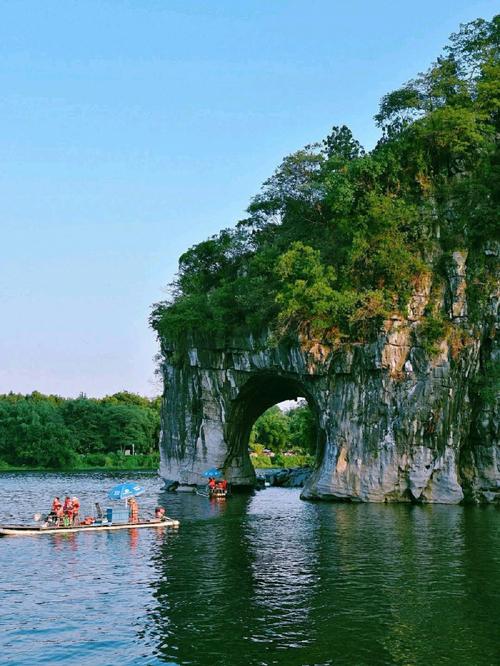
[0,391,161,469]
[151,17,499,350]
[249,402,317,466]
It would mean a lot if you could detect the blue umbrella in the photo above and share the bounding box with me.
[107,482,145,501]
[202,468,223,478]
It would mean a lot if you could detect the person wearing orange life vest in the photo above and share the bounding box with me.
[128,497,139,524]
[51,496,63,526]
[63,496,74,526]
[208,477,216,491]
[72,497,80,526]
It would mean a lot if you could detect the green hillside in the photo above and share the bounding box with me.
[151,17,499,350]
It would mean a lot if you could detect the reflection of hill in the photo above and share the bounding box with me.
[144,489,500,665]
[146,491,258,663]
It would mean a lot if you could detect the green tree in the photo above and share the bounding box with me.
[0,391,162,469]
[287,403,317,455]
[0,399,76,468]
[250,406,290,452]
[151,16,499,355]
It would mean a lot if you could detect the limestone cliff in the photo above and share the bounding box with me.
[158,249,499,504]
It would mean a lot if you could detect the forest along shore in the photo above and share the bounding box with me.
[0,391,161,471]
[0,392,315,472]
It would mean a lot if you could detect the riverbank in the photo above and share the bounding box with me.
[0,466,159,473]
[0,453,159,473]
[251,452,314,468]
[1,458,312,475]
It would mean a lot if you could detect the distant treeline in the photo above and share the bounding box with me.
[0,391,317,471]
[251,403,316,453]
[0,391,161,470]
[250,403,317,468]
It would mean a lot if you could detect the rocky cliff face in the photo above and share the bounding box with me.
[158,250,499,504]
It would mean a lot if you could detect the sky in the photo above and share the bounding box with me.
[0,0,497,398]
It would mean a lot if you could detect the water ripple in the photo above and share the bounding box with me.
[0,473,498,665]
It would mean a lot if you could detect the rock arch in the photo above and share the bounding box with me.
[224,372,325,486]
[157,254,498,504]
[159,340,330,489]
[159,320,498,503]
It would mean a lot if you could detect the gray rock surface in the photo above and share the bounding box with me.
[158,251,499,504]
[255,467,312,488]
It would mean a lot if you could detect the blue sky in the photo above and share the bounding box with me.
[1,0,497,397]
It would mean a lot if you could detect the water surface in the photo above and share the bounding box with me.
[0,472,498,665]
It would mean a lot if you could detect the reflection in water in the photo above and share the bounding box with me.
[244,492,319,655]
[129,527,139,551]
[144,490,499,666]
[51,531,79,552]
[0,473,498,666]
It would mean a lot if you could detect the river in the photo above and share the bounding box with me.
[0,471,498,665]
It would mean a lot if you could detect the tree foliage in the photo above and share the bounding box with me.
[250,406,290,452]
[0,391,160,469]
[151,17,499,349]
[250,402,317,456]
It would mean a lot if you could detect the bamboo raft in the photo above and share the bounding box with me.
[0,518,180,536]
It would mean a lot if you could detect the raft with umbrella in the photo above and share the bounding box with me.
[198,468,230,500]
[0,519,180,536]
[0,481,180,536]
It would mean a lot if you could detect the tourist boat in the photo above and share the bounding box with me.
[0,518,180,537]
[208,487,228,500]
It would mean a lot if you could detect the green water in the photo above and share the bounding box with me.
[0,472,498,665]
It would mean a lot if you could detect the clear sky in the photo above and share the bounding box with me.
[1,0,497,398]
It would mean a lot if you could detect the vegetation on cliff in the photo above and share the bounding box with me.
[151,17,499,348]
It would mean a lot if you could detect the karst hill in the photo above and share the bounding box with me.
[151,17,499,503]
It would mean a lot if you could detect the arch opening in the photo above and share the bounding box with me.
[250,400,317,468]
[224,373,325,487]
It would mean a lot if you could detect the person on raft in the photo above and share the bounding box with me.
[154,506,166,521]
[51,496,62,515]
[207,477,216,491]
[62,496,74,526]
[72,497,80,526]
[51,497,63,525]
[128,497,139,523]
